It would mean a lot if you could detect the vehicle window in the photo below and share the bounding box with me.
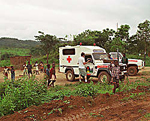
[85,55,93,63]
[63,49,75,55]
[111,53,122,60]
[93,53,108,60]
[111,54,117,59]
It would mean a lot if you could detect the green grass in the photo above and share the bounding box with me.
[144,113,150,119]
[0,48,30,56]
[0,48,30,67]
[0,48,59,67]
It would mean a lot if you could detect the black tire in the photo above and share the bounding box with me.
[98,71,111,83]
[127,66,137,76]
[66,70,75,82]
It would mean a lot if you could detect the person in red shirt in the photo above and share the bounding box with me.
[49,63,56,87]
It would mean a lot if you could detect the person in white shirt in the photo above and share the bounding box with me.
[78,52,90,82]
[35,61,39,75]
[23,62,27,75]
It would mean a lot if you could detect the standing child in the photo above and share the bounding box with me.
[45,64,51,86]
[11,66,15,82]
[111,60,120,94]
[35,61,39,75]
[3,66,9,79]
[49,63,56,87]
[23,62,27,75]
[40,62,44,73]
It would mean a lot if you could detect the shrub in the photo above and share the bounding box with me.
[0,77,47,116]
[75,82,98,97]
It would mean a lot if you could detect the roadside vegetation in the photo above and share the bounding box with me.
[0,76,150,117]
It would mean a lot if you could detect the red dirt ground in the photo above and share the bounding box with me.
[0,86,150,121]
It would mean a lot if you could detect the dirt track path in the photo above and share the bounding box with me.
[48,94,150,121]
[0,67,150,85]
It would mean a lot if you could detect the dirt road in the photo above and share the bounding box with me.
[0,67,150,85]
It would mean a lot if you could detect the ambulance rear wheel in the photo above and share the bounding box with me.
[66,70,75,82]
[98,71,111,83]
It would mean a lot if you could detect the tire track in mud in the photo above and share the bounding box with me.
[47,95,150,121]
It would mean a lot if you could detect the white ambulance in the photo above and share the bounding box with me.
[59,45,126,82]
[109,52,144,76]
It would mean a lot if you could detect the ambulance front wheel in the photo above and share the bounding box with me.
[98,71,111,83]
[66,70,75,82]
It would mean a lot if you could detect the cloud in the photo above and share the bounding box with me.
[0,0,149,40]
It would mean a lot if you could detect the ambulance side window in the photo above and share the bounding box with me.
[85,55,93,63]
[63,49,75,55]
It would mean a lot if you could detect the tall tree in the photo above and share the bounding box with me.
[73,29,97,45]
[136,20,150,64]
[108,37,126,52]
[95,28,115,47]
[115,24,130,53]
[35,31,59,64]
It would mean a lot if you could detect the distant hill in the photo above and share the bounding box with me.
[0,37,41,48]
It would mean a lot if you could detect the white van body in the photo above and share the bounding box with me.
[59,45,126,82]
[109,52,144,76]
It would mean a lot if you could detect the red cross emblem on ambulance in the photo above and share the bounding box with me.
[67,56,72,63]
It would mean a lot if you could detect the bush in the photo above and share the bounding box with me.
[0,77,47,116]
[0,77,150,117]
[75,82,98,97]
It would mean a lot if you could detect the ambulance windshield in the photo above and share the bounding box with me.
[93,53,108,60]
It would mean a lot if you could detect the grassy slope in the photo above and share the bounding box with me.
[0,48,30,67]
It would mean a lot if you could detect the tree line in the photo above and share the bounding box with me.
[34,20,150,63]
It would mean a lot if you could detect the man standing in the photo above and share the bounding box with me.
[122,53,128,65]
[27,61,32,78]
[10,66,15,82]
[78,52,89,83]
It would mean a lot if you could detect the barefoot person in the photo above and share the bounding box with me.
[78,52,90,83]
[49,63,56,87]
[111,60,120,94]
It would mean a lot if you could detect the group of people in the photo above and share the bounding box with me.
[78,52,128,94]
[23,61,44,78]
[3,61,56,87]
[23,61,56,87]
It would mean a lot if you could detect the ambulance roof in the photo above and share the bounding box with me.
[59,45,106,53]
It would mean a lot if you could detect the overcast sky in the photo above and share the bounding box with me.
[0,0,149,40]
